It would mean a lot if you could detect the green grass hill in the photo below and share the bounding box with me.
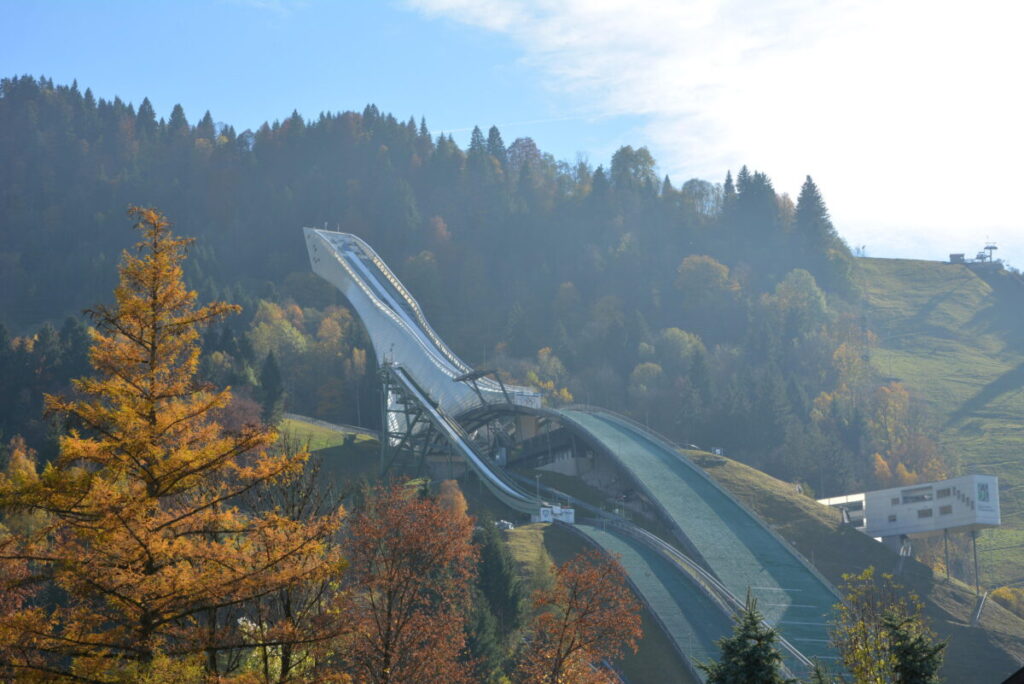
[693,449,1024,683]
[858,258,1024,587]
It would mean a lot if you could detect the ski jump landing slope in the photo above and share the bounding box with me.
[304,228,834,677]
[559,409,840,664]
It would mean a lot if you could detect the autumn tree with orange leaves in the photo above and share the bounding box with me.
[0,438,40,674]
[337,482,477,684]
[0,208,345,682]
[517,549,642,684]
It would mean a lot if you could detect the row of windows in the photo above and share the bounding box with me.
[886,505,955,523]
[900,486,933,504]
[892,489,973,510]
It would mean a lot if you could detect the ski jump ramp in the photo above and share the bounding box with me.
[304,228,838,678]
[304,228,539,416]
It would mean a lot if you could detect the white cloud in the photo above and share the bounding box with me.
[406,0,1024,266]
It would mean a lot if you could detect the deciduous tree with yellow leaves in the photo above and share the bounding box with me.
[0,208,345,682]
[516,549,642,684]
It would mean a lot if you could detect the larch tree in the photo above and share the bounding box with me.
[516,549,642,684]
[338,483,477,684]
[0,438,40,677]
[241,440,352,684]
[0,208,345,682]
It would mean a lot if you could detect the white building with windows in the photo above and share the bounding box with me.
[819,474,999,539]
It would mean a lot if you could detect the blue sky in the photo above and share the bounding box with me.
[4,0,1022,267]
[2,1,642,167]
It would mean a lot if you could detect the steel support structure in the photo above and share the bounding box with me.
[378,364,455,477]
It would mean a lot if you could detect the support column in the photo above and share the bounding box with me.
[972,530,980,596]
[379,365,389,475]
[943,529,950,581]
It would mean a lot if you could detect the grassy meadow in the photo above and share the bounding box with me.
[858,257,1024,586]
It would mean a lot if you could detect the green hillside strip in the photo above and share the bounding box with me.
[280,416,349,451]
[695,451,1024,683]
[277,415,380,488]
[860,259,1001,350]
[279,415,376,452]
[859,257,1024,585]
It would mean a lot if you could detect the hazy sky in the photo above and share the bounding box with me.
[4,0,1022,267]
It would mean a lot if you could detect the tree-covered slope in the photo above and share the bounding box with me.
[4,75,1011,583]
[859,257,1024,586]
[2,75,875,495]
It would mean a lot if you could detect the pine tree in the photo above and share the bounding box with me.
[0,207,344,680]
[465,592,505,683]
[883,611,945,683]
[486,125,506,166]
[57,316,91,380]
[590,165,610,199]
[168,103,189,138]
[661,174,675,197]
[476,516,526,636]
[808,659,836,683]
[699,593,795,684]
[736,165,751,194]
[259,350,285,424]
[196,110,216,141]
[794,176,838,253]
[469,125,486,154]
[136,97,157,139]
[723,170,736,199]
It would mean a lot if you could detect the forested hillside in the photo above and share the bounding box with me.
[0,75,958,504]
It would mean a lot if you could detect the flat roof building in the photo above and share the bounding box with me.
[863,474,999,539]
[819,474,999,539]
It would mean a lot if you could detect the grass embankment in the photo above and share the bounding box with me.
[279,416,375,452]
[277,415,379,490]
[693,449,1024,683]
[858,258,1024,586]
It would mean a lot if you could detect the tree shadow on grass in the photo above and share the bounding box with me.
[946,360,1024,427]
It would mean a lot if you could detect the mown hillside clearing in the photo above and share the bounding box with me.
[858,257,1024,586]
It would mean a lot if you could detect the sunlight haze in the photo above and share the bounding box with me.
[3,0,1021,266]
